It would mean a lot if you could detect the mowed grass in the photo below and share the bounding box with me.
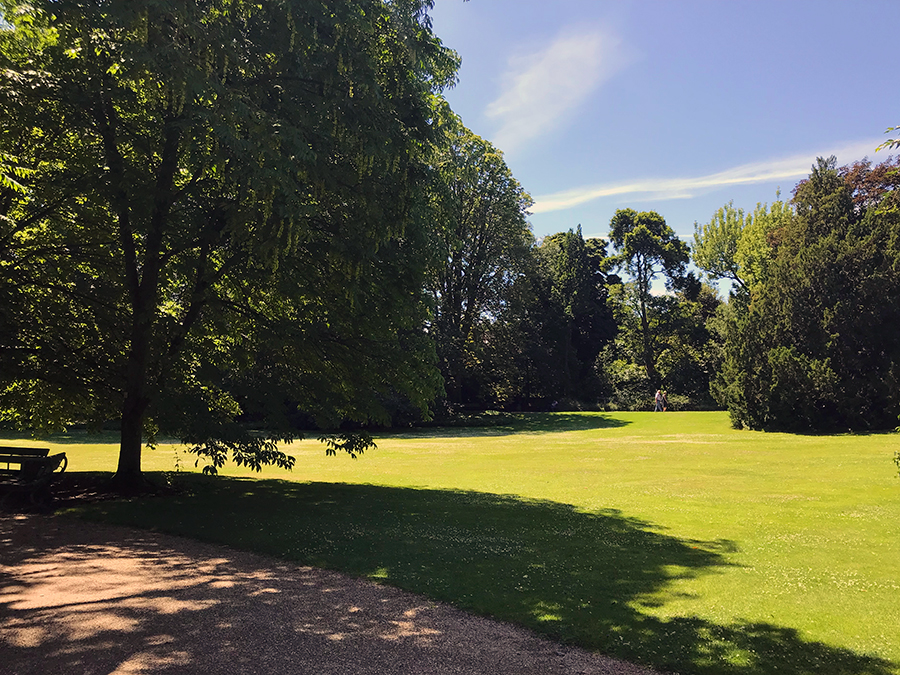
[17,411,900,675]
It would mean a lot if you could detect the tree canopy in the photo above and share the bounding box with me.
[608,208,691,385]
[534,228,616,401]
[692,202,747,291]
[0,0,458,488]
[2,0,897,466]
[693,197,795,300]
[713,157,900,431]
[426,108,533,405]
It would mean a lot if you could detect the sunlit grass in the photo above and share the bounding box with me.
[15,411,900,675]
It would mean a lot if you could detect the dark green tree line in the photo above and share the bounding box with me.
[478,228,616,409]
[530,228,616,403]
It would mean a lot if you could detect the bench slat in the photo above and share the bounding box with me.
[0,447,50,457]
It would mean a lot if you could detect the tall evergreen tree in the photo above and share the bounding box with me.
[484,228,615,409]
[720,157,900,431]
[537,228,616,400]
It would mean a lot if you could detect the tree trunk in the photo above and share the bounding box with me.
[639,297,659,386]
[103,115,179,493]
[110,318,155,494]
[113,391,147,491]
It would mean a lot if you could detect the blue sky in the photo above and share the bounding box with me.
[429,0,898,244]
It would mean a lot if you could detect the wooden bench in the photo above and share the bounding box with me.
[0,446,68,509]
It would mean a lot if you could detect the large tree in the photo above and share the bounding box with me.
[608,209,690,385]
[482,228,615,409]
[535,228,615,400]
[0,0,457,488]
[426,109,533,405]
[602,274,720,410]
[691,202,747,293]
[718,156,900,431]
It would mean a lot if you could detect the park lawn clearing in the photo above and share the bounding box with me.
[17,411,900,675]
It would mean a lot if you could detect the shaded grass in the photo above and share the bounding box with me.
[384,410,632,436]
[76,476,895,675]
[16,411,900,674]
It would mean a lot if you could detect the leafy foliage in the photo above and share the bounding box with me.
[603,280,721,410]
[876,125,900,152]
[426,109,533,405]
[479,228,617,409]
[533,228,617,402]
[693,197,795,296]
[318,432,375,459]
[0,0,457,484]
[0,151,29,193]
[608,209,691,385]
[717,157,900,431]
[692,201,747,290]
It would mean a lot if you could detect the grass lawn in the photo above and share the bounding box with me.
[15,411,900,675]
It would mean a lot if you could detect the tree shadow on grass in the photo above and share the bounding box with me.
[379,412,631,439]
[1,413,626,448]
[67,475,897,675]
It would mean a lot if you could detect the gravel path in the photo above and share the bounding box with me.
[1,514,663,675]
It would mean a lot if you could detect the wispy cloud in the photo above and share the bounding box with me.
[485,27,630,154]
[531,140,883,214]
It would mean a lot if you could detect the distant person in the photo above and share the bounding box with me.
[654,389,663,412]
[662,390,669,412]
